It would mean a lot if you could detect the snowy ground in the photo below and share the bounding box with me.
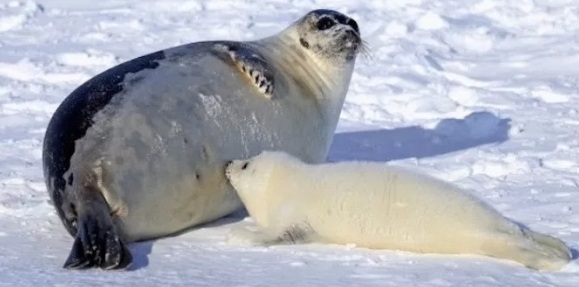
[1,0,578,286]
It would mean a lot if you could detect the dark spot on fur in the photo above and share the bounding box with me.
[299,38,309,48]
[196,172,200,180]
[242,162,249,170]
[126,74,146,86]
[127,132,148,159]
[259,80,265,88]
[67,173,74,185]
[69,203,76,215]
[202,145,210,162]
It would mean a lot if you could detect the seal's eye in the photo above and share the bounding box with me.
[241,162,249,170]
[316,17,335,30]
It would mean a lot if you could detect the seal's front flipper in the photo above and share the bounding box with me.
[226,226,281,246]
[226,223,312,247]
[63,182,132,270]
[277,224,313,244]
[213,43,274,99]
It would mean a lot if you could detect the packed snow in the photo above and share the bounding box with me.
[0,0,578,286]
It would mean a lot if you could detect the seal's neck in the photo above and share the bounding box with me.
[256,30,356,139]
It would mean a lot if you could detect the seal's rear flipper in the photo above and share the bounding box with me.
[481,228,571,271]
[63,216,132,270]
[63,183,132,270]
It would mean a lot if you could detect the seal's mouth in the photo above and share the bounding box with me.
[225,160,250,181]
[346,30,372,61]
[343,29,361,49]
[341,30,363,60]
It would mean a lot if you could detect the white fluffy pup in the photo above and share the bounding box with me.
[225,151,571,271]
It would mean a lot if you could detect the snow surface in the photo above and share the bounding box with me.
[1,0,579,286]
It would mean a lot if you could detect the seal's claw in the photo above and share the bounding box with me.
[214,43,274,99]
[63,237,92,269]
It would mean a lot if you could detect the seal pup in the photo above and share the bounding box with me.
[42,9,364,269]
[225,151,572,271]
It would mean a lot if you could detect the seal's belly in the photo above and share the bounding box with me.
[74,50,327,240]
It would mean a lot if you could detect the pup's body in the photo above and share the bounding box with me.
[225,151,572,271]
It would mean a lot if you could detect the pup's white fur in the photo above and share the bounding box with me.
[225,151,572,271]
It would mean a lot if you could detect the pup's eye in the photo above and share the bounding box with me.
[241,162,249,170]
[316,17,335,30]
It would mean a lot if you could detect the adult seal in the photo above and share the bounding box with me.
[42,9,363,270]
[225,151,572,271]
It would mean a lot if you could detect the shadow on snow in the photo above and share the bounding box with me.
[329,111,512,162]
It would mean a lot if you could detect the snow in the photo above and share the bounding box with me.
[0,0,578,285]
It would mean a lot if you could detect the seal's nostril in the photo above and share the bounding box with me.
[346,19,359,34]
[345,29,360,43]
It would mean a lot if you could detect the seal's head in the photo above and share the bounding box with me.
[253,10,365,144]
[293,9,363,64]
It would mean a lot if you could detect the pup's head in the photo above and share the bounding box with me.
[225,151,301,200]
